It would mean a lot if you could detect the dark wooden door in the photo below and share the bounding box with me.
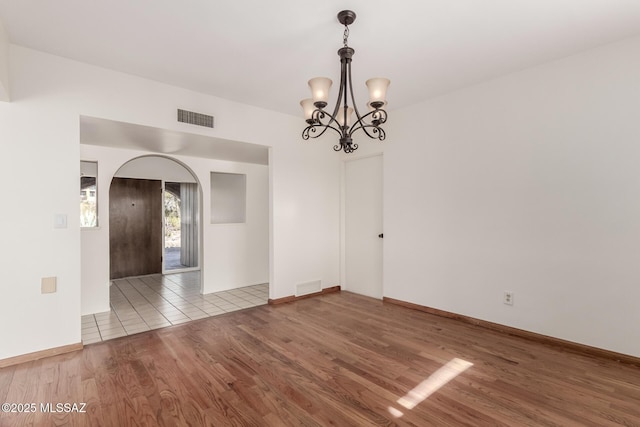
[109,178,162,279]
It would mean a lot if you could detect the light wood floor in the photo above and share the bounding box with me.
[1,291,639,426]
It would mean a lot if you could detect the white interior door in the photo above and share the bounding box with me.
[345,154,383,299]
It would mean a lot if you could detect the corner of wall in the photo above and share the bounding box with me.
[0,19,11,102]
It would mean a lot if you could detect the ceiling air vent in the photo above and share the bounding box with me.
[177,109,214,128]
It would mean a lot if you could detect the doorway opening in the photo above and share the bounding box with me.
[163,181,199,273]
[109,156,201,281]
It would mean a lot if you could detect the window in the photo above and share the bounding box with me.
[80,161,98,227]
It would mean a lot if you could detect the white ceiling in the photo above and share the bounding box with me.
[2,1,640,118]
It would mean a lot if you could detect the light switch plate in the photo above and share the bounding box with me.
[41,277,57,293]
[54,214,67,229]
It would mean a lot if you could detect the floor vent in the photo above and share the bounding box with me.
[296,280,322,297]
[177,109,214,128]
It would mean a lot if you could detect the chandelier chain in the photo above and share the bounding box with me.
[343,25,349,47]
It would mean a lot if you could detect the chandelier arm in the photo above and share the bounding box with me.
[375,109,388,124]
[303,109,330,139]
[369,124,386,141]
[341,61,351,135]
[350,123,386,141]
[348,109,380,139]
[329,60,347,130]
[374,126,386,141]
[346,61,365,128]
[313,107,346,138]
[320,122,344,138]
[302,124,325,140]
[348,108,387,130]
[347,108,387,140]
[311,107,342,129]
[349,108,374,126]
[302,120,344,140]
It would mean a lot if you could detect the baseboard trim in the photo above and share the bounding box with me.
[383,297,640,367]
[268,286,341,305]
[0,342,83,369]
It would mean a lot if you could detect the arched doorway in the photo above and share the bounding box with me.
[109,155,202,279]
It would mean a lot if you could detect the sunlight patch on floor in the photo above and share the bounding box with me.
[389,357,473,418]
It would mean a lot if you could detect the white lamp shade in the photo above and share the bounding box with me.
[336,107,354,127]
[300,98,315,121]
[366,78,390,104]
[308,77,333,104]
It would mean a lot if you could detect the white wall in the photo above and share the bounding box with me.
[0,18,9,101]
[0,45,340,360]
[269,143,341,296]
[384,35,640,357]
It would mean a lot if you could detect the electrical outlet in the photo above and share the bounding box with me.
[503,291,514,306]
[503,291,514,305]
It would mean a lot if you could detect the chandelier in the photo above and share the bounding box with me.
[300,10,390,153]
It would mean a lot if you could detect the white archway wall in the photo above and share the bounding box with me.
[115,156,197,182]
[80,144,269,315]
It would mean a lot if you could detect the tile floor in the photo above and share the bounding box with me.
[81,271,269,344]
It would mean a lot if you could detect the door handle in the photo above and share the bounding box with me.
[378,233,384,238]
